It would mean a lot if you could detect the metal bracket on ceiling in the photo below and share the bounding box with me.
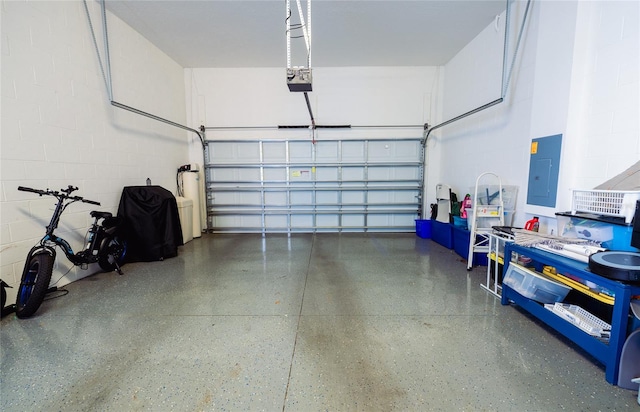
[286,0,316,142]
[83,0,205,148]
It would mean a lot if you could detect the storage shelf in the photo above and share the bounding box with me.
[504,284,609,364]
[541,267,615,305]
[501,243,640,385]
[544,303,611,341]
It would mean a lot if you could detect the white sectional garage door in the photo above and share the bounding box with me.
[204,136,424,233]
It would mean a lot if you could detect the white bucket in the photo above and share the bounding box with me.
[182,171,202,238]
[175,196,194,244]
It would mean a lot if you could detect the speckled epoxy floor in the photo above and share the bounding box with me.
[1,233,637,411]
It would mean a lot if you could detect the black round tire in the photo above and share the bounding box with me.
[98,235,127,272]
[16,253,54,319]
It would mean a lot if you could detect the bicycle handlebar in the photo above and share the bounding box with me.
[17,186,44,194]
[18,186,101,206]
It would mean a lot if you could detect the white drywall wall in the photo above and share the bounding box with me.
[431,0,639,231]
[185,66,443,219]
[186,66,439,134]
[0,0,190,294]
[568,1,640,190]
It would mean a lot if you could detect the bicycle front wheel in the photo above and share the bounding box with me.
[98,235,127,272]
[16,252,54,318]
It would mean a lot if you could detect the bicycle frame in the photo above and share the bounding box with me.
[16,185,126,318]
[26,187,108,267]
[37,195,87,265]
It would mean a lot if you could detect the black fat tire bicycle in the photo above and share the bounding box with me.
[16,185,127,318]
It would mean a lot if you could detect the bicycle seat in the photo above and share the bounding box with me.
[90,211,113,219]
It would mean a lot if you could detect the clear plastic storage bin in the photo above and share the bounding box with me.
[472,185,518,210]
[503,262,571,304]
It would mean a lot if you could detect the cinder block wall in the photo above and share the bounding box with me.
[0,0,190,294]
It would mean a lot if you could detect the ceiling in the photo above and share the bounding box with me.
[105,0,507,68]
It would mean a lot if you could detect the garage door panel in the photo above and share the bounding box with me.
[211,192,262,205]
[342,191,364,203]
[315,167,338,181]
[368,141,420,161]
[368,166,419,180]
[289,141,313,162]
[316,141,339,162]
[367,214,390,226]
[205,136,423,233]
[211,142,261,163]
[342,167,365,180]
[396,141,422,159]
[264,168,286,181]
[209,168,251,181]
[213,215,260,229]
[368,214,415,227]
[316,214,339,227]
[342,214,365,227]
[291,214,313,228]
[342,141,366,161]
[368,191,393,203]
[291,191,313,204]
[393,167,421,180]
[210,192,238,204]
[264,192,286,205]
[265,215,287,229]
[316,191,339,204]
[240,215,262,227]
[368,141,395,161]
[263,142,286,162]
[236,143,261,161]
[210,168,261,181]
[208,142,235,162]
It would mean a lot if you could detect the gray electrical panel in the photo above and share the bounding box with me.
[526,134,563,207]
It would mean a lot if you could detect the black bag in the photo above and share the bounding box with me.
[1,279,15,318]
[1,280,7,310]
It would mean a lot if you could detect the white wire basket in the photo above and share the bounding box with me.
[571,189,640,224]
[544,303,611,342]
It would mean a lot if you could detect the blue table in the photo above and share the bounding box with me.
[501,242,640,385]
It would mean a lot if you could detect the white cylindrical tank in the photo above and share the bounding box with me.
[175,196,193,244]
[182,171,202,238]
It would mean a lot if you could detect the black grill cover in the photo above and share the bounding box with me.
[117,186,183,262]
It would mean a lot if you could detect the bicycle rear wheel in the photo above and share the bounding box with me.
[98,235,127,272]
[16,252,54,318]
